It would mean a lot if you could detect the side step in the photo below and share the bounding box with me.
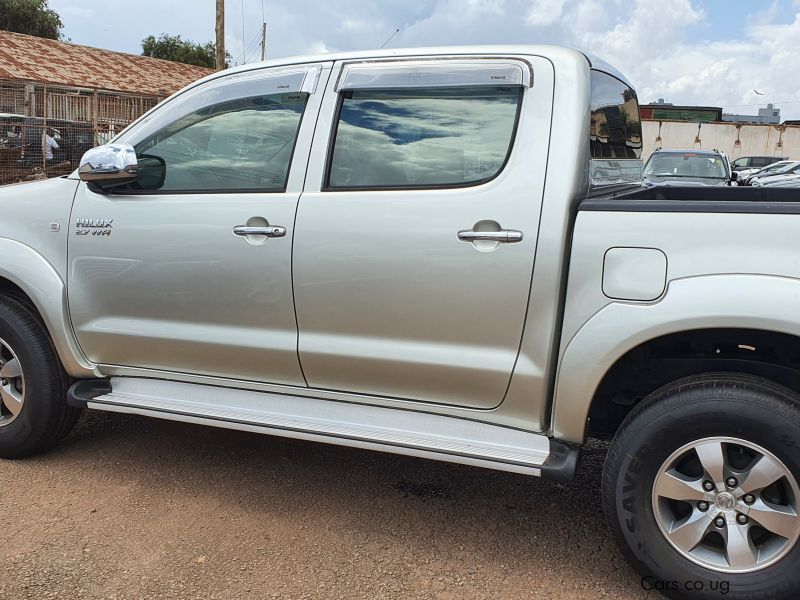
[69,378,578,479]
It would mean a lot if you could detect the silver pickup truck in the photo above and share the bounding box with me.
[1,46,798,599]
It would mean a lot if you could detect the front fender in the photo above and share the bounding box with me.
[0,237,97,378]
[552,274,800,443]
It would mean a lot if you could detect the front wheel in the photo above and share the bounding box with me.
[602,374,800,599]
[0,296,80,458]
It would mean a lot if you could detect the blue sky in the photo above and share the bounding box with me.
[48,0,800,119]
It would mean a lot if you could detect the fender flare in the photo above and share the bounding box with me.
[552,274,800,443]
[0,237,97,378]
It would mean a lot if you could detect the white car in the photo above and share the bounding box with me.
[750,161,800,186]
[762,174,800,187]
[738,159,796,183]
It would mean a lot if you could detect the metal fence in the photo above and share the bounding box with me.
[0,80,160,185]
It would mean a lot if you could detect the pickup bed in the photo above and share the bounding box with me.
[0,46,798,599]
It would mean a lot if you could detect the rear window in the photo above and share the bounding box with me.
[589,70,642,193]
[326,86,522,189]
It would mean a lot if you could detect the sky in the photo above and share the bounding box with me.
[48,0,800,119]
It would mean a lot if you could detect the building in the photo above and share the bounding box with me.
[0,30,212,184]
[722,103,781,125]
[640,99,723,123]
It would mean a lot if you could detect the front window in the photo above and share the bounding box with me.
[644,153,728,179]
[130,92,308,192]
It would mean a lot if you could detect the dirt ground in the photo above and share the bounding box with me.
[0,411,652,599]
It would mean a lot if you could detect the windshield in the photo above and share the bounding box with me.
[644,153,728,179]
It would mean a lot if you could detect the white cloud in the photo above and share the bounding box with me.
[50,0,800,119]
[525,0,568,27]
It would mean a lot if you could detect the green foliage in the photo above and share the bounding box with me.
[0,0,64,40]
[142,33,229,69]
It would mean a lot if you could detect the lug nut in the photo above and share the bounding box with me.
[743,494,756,505]
[726,477,739,488]
[697,501,710,512]
[714,516,726,528]
[737,514,748,525]
[703,480,715,492]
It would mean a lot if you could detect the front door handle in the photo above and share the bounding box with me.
[457,229,523,243]
[233,225,286,238]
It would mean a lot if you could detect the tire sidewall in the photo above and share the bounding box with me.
[0,302,62,450]
[607,381,800,600]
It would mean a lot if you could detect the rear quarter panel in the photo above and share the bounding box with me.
[554,207,800,442]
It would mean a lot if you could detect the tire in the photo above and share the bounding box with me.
[0,295,81,458]
[602,373,800,600]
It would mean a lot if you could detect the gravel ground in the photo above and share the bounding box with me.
[0,411,654,599]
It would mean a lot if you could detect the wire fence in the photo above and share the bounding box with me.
[0,80,160,186]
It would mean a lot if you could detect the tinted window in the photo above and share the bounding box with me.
[327,87,521,189]
[590,71,642,160]
[132,92,308,192]
[589,70,642,192]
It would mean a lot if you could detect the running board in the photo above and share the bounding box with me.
[68,378,578,479]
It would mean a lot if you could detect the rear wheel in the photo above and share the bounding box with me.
[602,374,800,599]
[0,296,80,458]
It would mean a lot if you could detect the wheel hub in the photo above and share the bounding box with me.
[715,491,737,511]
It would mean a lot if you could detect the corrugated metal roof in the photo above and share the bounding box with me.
[0,30,213,97]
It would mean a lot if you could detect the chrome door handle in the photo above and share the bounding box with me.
[233,225,286,238]
[457,229,523,243]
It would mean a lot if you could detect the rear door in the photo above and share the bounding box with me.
[293,56,554,409]
[68,63,331,386]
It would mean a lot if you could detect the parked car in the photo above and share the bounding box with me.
[730,154,787,175]
[750,161,800,186]
[761,174,800,187]
[737,159,795,183]
[642,148,735,186]
[738,159,797,185]
[0,46,799,600]
[0,113,93,168]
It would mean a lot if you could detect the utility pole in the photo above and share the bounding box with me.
[215,0,225,70]
[260,22,267,61]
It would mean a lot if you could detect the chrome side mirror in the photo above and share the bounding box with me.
[78,144,138,187]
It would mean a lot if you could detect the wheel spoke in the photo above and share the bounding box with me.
[0,357,21,379]
[725,524,758,569]
[695,440,727,489]
[0,384,23,416]
[748,499,800,540]
[740,454,786,493]
[654,469,707,501]
[668,510,714,552]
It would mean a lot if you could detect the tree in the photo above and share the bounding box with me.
[0,0,63,40]
[142,34,229,69]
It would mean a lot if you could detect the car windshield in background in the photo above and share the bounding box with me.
[769,162,800,174]
[644,153,727,179]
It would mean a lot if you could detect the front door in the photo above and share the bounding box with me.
[293,57,553,408]
[68,64,330,386]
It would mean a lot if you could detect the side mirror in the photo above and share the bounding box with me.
[730,171,739,182]
[78,144,138,188]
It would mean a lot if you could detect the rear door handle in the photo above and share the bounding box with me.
[457,229,523,243]
[233,225,286,238]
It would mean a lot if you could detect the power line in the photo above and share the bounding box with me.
[237,29,263,64]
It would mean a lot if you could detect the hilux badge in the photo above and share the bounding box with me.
[75,218,113,236]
